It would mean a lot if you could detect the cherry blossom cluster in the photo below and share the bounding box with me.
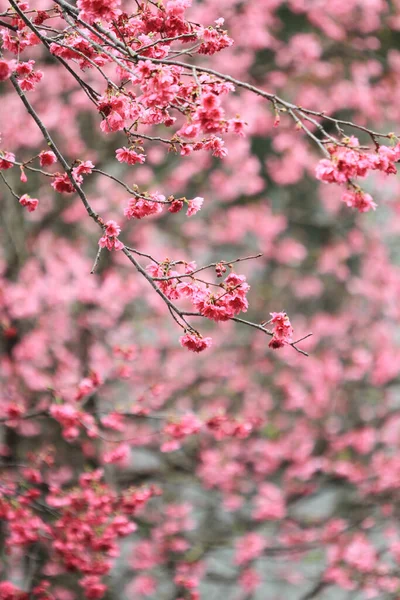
[161,411,256,451]
[148,259,249,319]
[0,125,307,351]
[49,402,99,440]
[264,311,294,349]
[1,17,40,54]
[0,469,159,599]
[316,136,400,212]
[0,150,16,170]
[18,193,38,212]
[1,0,236,189]
[48,471,159,597]
[0,0,387,366]
[141,257,257,349]
[98,220,124,252]
[52,160,94,194]
[0,56,42,89]
[180,332,212,352]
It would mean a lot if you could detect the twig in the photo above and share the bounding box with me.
[91,246,102,274]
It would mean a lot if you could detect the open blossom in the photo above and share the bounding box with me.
[77,0,121,23]
[0,151,15,170]
[14,60,36,79]
[315,140,400,211]
[315,147,369,184]
[370,143,400,173]
[193,272,249,321]
[98,94,136,133]
[186,196,204,217]
[132,61,181,110]
[194,93,226,135]
[116,147,146,165]
[15,60,43,91]
[19,194,39,212]
[99,220,124,251]
[342,189,377,213]
[230,116,246,136]
[0,59,16,81]
[168,199,184,213]
[203,135,228,157]
[315,158,340,183]
[39,150,57,166]
[49,32,109,69]
[180,332,212,352]
[268,311,293,349]
[2,27,40,55]
[104,220,120,237]
[178,122,201,138]
[198,27,234,55]
[146,261,183,300]
[73,160,94,176]
[124,194,164,219]
[51,173,75,194]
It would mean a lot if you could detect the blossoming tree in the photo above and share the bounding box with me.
[2,0,400,599]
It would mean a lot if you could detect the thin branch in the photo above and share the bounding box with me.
[9,75,102,225]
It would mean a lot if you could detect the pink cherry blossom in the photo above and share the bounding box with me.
[180,332,212,352]
[186,196,204,216]
[19,193,38,212]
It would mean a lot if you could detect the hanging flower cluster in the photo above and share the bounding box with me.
[316,136,400,212]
